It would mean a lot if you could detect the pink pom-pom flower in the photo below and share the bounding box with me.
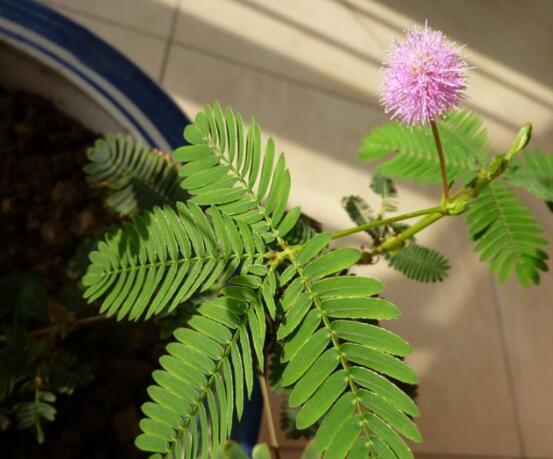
[380,24,468,126]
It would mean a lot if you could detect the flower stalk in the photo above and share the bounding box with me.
[430,120,450,200]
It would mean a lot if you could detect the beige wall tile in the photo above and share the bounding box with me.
[44,0,178,38]
[487,193,553,458]
[175,0,553,153]
[51,8,167,81]
[174,0,384,102]
[493,273,553,457]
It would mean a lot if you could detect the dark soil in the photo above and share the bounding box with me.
[0,86,161,458]
[0,86,117,290]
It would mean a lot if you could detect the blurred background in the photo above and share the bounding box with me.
[3,1,553,458]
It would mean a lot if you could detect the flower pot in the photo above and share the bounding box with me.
[0,0,263,453]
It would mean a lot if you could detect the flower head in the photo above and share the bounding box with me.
[380,24,468,126]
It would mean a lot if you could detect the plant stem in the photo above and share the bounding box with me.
[373,211,444,254]
[0,314,108,344]
[430,119,450,200]
[259,374,280,459]
[332,205,444,240]
[337,123,533,257]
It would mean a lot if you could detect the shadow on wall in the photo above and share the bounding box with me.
[365,0,553,95]
[171,3,525,161]
[164,1,553,217]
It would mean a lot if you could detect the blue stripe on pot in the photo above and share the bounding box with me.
[231,370,263,456]
[0,0,264,453]
[0,0,189,151]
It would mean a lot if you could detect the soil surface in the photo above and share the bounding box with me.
[0,86,117,290]
[0,86,161,458]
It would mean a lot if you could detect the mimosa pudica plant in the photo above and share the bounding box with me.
[81,24,553,459]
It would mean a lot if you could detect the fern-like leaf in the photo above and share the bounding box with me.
[386,243,450,282]
[358,110,488,183]
[175,103,299,242]
[14,391,56,444]
[278,233,421,458]
[135,275,269,457]
[341,195,389,245]
[83,102,421,459]
[506,149,553,201]
[84,134,188,216]
[371,173,398,213]
[285,213,322,245]
[466,182,548,286]
[342,195,374,227]
[82,203,266,320]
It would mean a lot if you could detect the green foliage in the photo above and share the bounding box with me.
[340,192,407,248]
[285,213,322,245]
[278,233,421,458]
[128,103,294,455]
[82,203,266,321]
[301,441,322,459]
[341,195,373,226]
[252,443,272,459]
[14,390,56,444]
[506,149,553,201]
[342,178,450,283]
[280,399,319,440]
[341,195,382,244]
[0,274,49,323]
[135,275,267,456]
[175,102,295,243]
[466,182,548,286]
[84,134,188,217]
[221,442,250,459]
[211,442,271,459]
[358,110,488,183]
[0,324,92,443]
[371,173,398,213]
[83,103,420,458]
[386,243,450,283]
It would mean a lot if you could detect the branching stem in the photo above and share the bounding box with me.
[259,374,281,459]
[332,123,532,256]
[374,212,444,254]
[0,314,108,344]
[331,205,444,240]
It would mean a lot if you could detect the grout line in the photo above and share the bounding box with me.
[44,2,167,41]
[169,39,380,110]
[488,277,527,458]
[46,0,373,108]
[46,1,376,110]
[158,0,181,85]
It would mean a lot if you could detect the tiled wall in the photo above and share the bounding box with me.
[41,1,553,457]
